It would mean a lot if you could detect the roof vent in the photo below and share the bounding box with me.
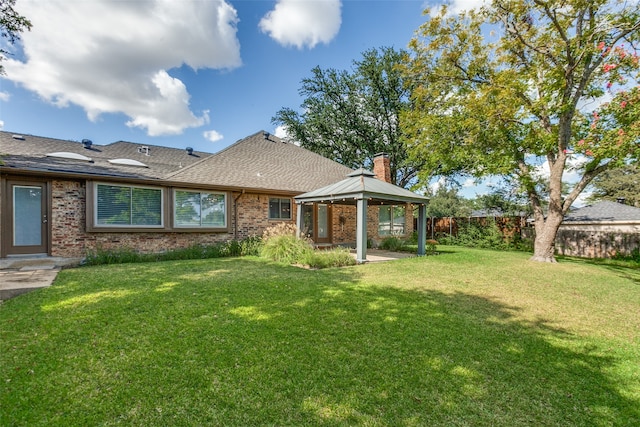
[263,131,270,140]
[186,147,194,155]
[12,134,25,140]
[82,139,92,149]
[137,146,150,156]
[616,197,626,204]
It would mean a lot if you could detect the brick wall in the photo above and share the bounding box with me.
[45,179,414,258]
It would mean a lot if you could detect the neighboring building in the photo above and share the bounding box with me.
[556,200,640,258]
[0,130,419,260]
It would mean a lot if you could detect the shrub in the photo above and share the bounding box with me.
[260,223,313,264]
[426,239,438,255]
[83,236,264,266]
[613,247,640,263]
[303,247,357,269]
[379,236,405,251]
[239,235,263,256]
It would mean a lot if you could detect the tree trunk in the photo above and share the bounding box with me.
[530,214,564,263]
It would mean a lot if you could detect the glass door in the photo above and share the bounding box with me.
[315,204,332,244]
[6,181,48,255]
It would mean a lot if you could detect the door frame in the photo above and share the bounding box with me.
[301,203,333,244]
[2,177,51,257]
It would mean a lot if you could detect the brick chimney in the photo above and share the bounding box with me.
[373,153,392,183]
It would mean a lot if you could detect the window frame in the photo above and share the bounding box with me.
[172,189,228,230]
[268,197,292,220]
[378,204,406,236]
[91,182,165,230]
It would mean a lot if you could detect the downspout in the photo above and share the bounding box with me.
[233,190,245,240]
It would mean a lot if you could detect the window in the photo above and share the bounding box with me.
[96,183,162,227]
[174,190,226,228]
[269,198,291,220]
[378,205,406,236]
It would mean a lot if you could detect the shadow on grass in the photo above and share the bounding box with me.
[1,257,638,426]
[558,255,640,285]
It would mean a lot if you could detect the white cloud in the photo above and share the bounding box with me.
[0,120,4,130]
[259,0,341,49]
[204,129,224,142]
[430,0,487,16]
[0,92,10,102]
[6,0,241,136]
[462,178,476,188]
[273,125,289,139]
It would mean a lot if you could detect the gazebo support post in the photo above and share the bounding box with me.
[356,198,368,263]
[296,202,304,237]
[417,203,426,256]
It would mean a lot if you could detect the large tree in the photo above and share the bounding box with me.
[403,0,640,262]
[0,0,31,75]
[273,47,424,187]
[588,164,640,206]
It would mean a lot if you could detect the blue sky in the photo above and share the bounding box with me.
[1,0,543,201]
[1,1,459,150]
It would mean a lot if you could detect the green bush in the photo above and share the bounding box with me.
[83,236,263,266]
[260,223,314,264]
[379,236,405,251]
[437,219,524,251]
[426,239,438,255]
[303,247,357,269]
[613,247,640,263]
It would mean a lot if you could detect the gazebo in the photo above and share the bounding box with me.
[294,168,429,263]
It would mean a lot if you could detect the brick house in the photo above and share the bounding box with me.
[1,130,422,260]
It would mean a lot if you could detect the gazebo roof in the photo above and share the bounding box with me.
[294,168,428,205]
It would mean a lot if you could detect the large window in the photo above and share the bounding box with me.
[269,198,291,220]
[174,190,226,228]
[378,205,406,236]
[96,184,163,227]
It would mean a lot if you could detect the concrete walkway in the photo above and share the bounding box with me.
[0,256,81,301]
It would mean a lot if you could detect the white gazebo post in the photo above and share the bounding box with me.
[356,197,368,263]
[417,203,427,255]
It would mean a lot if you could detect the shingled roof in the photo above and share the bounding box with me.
[168,131,354,193]
[563,201,640,223]
[0,131,210,180]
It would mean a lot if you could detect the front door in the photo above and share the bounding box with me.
[302,203,332,244]
[5,180,49,255]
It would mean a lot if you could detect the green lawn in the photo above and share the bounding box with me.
[1,247,639,426]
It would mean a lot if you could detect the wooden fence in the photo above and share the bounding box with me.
[415,216,528,240]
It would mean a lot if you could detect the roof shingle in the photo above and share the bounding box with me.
[563,201,640,222]
[168,131,354,193]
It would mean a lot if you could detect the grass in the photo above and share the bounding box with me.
[1,247,639,426]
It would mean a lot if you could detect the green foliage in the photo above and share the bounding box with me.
[260,223,355,268]
[403,0,640,260]
[588,164,640,207]
[612,247,640,264]
[438,219,533,252]
[426,239,438,255]
[379,236,406,251]
[260,223,313,264]
[83,236,263,266]
[427,185,472,217]
[273,47,424,187]
[0,0,32,75]
[302,247,357,269]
